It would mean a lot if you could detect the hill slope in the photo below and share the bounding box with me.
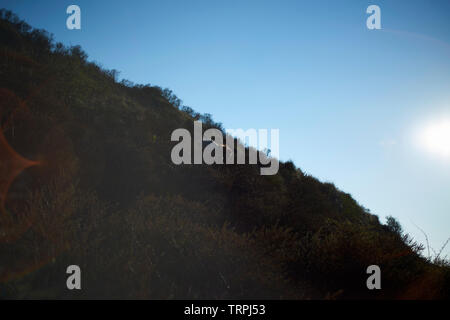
[0,10,448,299]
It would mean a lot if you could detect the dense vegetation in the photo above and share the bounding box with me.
[0,10,448,299]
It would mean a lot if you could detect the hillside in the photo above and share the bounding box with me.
[0,10,449,299]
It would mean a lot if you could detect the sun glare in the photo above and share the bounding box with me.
[418,118,450,159]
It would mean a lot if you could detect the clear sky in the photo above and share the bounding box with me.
[3,0,450,257]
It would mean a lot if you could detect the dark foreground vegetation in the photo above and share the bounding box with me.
[0,10,449,299]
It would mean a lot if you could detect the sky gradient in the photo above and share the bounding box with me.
[2,0,450,256]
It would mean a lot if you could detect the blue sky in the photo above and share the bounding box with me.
[3,0,450,256]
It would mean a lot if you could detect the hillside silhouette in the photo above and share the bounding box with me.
[0,10,449,299]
